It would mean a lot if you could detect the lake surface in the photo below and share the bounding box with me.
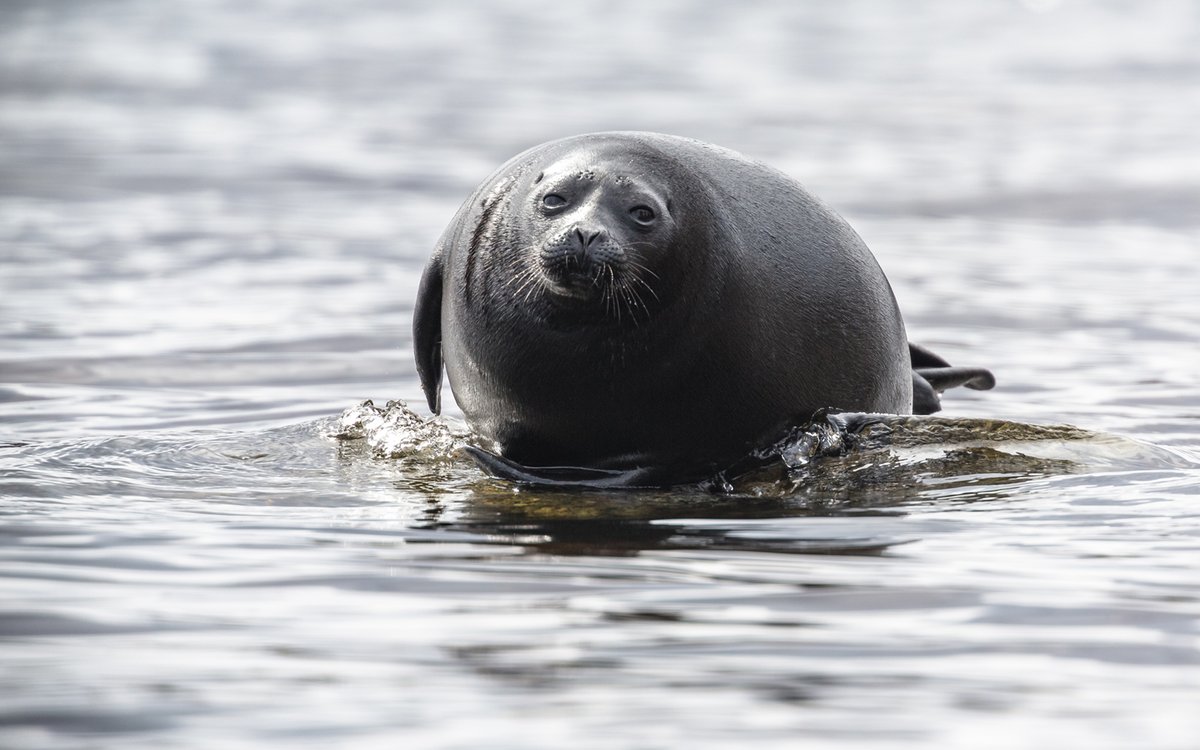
[2,1,1199,748]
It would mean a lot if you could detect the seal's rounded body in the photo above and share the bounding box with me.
[415,132,938,482]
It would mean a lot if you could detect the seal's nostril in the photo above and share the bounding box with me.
[573,226,603,248]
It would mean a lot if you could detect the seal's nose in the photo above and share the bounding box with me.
[572,226,603,249]
[571,226,604,266]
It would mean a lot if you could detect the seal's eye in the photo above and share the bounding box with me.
[542,194,567,210]
[630,205,656,224]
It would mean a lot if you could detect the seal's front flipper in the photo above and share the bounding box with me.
[463,445,670,489]
[909,342,996,415]
[413,253,445,414]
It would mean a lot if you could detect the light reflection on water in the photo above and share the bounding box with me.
[2,1,1200,748]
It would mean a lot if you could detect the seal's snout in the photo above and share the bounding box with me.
[571,225,605,262]
[541,225,615,281]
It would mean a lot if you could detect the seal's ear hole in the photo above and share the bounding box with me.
[533,171,545,184]
[666,198,673,212]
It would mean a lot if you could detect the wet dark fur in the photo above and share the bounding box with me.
[414,132,993,485]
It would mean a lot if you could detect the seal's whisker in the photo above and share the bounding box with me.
[508,264,535,286]
[506,251,540,287]
[515,264,544,305]
[615,278,646,327]
[627,289,645,328]
[598,265,612,318]
[503,266,527,290]
[633,282,650,316]
[511,267,541,300]
[524,270,546,304]
[625,258,661,280]
[626,271,661,301]
[610,267,624,325]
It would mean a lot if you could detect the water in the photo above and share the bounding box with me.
[2,1,1200,747]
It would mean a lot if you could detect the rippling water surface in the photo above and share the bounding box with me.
[2,1,1199,748]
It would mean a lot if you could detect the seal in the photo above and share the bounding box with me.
[413,132,994,486]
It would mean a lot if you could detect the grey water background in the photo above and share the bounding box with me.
[2,0,1199,747]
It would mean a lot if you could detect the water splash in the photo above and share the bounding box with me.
[330,399,464,463]
[331,401,1195,498]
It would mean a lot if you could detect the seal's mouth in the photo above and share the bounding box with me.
[532,254,659,326]
[539,254,609,298]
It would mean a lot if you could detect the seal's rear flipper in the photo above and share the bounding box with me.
[909,343,996,415]
[464,445,676,489]
[912,371,943,415]
[909,342,952,369]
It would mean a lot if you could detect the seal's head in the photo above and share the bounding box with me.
[503,147,681,325]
